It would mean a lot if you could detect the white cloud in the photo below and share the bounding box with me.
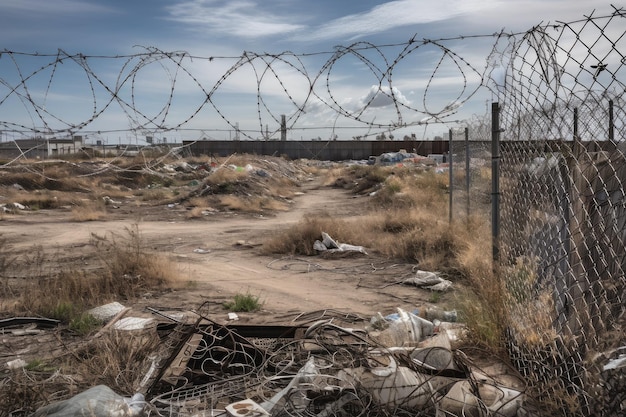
[0,0,114,14]
[358,85,411,109]
[304,0,493,41]
[165,0,304,38]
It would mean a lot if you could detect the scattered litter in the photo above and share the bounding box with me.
[88,301,126,321]
[227,399,269,417]
[102,195,121,205]
[25,305,529,417]
[6,358,27,370]
[313,232,368,255]
[603,350,626,371]
[372,307,434,346]
[1,202,28,211]
[0,317,60,330]
[112,317,154,331]
[403,269,453,291]
[30,385,145,417]
[339,357,431,410]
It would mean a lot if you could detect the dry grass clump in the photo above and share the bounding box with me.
[1,223,180,415]
[0,367,69,416]
[501,257,559,348]
[71,200,107,221]
[205,166,249,187]
[70,330,161,395]
[0,331,161,414]
[216,194,290,213]
[328,164,391,194]
[0,235,18,298]
[262,214,361,255]
[371,217,459,269]
[89,225,177,298]
[13,225,178,325]
[135,187,170,202]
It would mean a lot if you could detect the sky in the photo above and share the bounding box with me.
[0,0,616,143]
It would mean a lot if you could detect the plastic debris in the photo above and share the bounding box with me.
[6,358,27,370]
[313,232,368,254]
[193,248,211,254]
[112,317,154,331]
[339,357,431,410]
[403,270,453,291]
[30,385,145,417]
[603,351,626,371]
[26,305,529,417]
[102,196,122,205]
[88,301,127,321]
[373,307,434,347]
[226,399,269,417]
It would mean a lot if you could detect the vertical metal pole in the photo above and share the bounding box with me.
[465,127,470,218]
[449,128,453,224]
[491,103,501,262]
[609,99,614,142]
[573,107,578,141]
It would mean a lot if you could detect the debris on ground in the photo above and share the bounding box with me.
[313,232,368,255]
[30,385,146,417]
[10,303,537,417]
[402,269,453,292]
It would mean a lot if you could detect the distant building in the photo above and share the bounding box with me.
[0,136,84,159]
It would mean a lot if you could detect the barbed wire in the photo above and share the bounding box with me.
[0,24,527,141]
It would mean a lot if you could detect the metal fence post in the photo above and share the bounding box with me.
[465,127,470,218]
[609,99,614,142]
[491,103,500,262]
[449,128,453,224]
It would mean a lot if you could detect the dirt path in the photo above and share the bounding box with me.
[1,179,438,324]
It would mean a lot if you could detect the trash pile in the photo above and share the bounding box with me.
[27,303,536,417]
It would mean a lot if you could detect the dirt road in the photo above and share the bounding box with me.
[2,179,440,324]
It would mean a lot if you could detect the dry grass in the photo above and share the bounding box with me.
[262,214,362,256]
[89,225,178,298]
[205,166,249,187]
[71,200,107,221]
[14,225,178,322]
[0,221,180,415]
[69,330,161,395]
[266,164,511,352]
[217,194,290,213]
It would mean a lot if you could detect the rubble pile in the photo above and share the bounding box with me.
[24,304,538,417]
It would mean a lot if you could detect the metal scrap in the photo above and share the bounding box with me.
[118,304,532,417]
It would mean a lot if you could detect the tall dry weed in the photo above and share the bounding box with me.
[90,225,177,298]
[69,330,161,395]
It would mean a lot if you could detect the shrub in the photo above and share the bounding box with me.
[224,292,263,312]
[69,313,102,336]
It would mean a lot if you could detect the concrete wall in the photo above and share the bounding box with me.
[183,140,450,161]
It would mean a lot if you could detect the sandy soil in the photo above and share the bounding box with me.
[1,176,440,327]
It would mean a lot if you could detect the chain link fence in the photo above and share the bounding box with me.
[494,8,626,416]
